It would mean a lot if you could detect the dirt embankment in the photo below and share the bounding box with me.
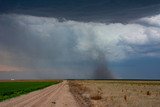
[69,81,92,107]
[69,81,103,107]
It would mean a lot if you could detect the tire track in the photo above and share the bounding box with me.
[22,82,65,107]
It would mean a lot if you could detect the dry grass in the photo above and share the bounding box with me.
[90,94,102,100]
[69,80,160,107]
[146,91,151,95]
[124,95,127,101]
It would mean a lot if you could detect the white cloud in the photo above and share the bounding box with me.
[0,14,160,63]
[139,14,160,27]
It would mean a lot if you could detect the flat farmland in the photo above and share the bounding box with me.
[69,80,160,107]
[1,80,160,107]
[0,80,60,101]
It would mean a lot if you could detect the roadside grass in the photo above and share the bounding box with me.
[0,81,59,102]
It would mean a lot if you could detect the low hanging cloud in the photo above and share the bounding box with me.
[0,14,160,78]
[139,14,160,27]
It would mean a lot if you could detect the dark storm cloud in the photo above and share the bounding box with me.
[0,0,160,79]
[0,14,98,74]
[0,14,160,67]
[0,0,160,23]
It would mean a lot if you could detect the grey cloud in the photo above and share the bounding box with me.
[1,14,160,79]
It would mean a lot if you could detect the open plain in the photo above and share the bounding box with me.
[69,80,160,107]
[0,80,160,107]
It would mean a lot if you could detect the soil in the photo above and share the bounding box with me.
[69,80,160,107]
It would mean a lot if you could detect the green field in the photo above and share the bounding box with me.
[0,81,59,102]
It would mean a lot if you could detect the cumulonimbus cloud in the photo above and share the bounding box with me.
[0,13,160,66]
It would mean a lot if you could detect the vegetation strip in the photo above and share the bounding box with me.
[0,81,59,101]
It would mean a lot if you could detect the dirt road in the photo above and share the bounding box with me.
[0,81,79,107]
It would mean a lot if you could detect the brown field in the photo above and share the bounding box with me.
[69,80,160,107]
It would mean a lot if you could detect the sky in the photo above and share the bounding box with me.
[0,0,160,79]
